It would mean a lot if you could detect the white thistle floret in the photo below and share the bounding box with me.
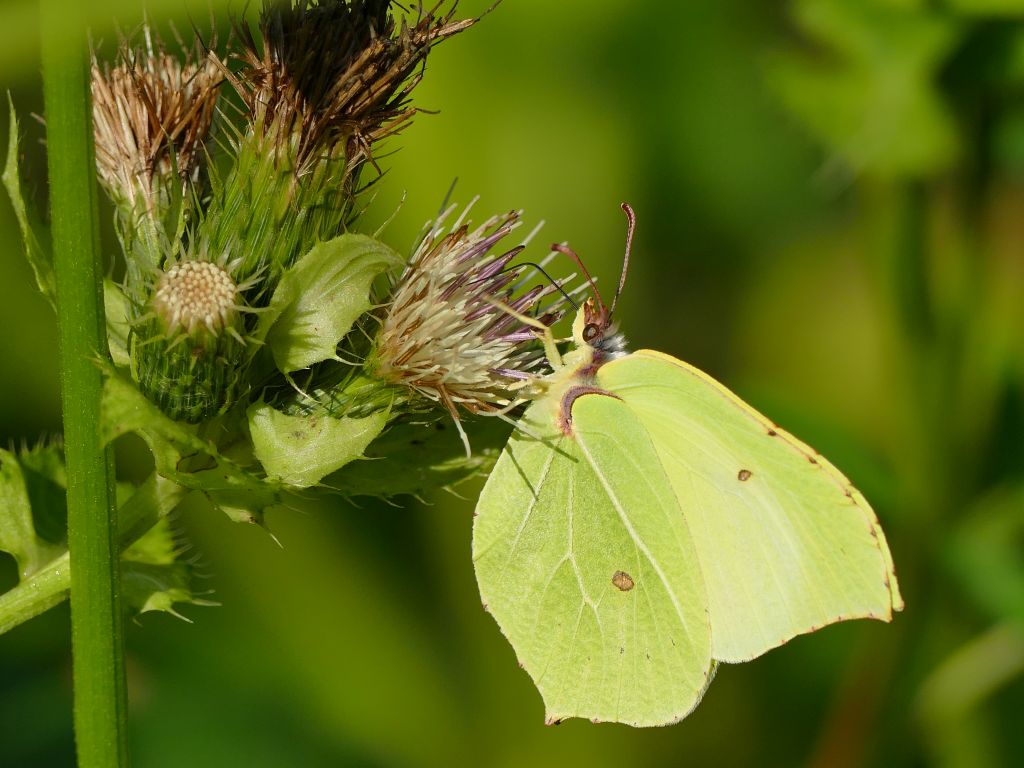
[153,261,239,336]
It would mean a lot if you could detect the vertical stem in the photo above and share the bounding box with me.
[39,3,128,766]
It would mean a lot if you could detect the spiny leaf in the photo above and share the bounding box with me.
[260,233,403,373]
[2,95,56,309]
[249,402,388,488]
[0,448,62,578]
[0,471,193,636]
[327,415,509,500]
[16,442,68,546]
[100,364,289,525]
[122,517,217,621]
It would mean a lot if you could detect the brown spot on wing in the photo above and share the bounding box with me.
[611,570,635,591]
[737,469,752,481]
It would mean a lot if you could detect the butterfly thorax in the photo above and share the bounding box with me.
[538,305,629,436]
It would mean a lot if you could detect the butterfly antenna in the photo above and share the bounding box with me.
[437,177,459,220]
[552,243,605,314]
[470,260,580,311]
[610,202,635,319]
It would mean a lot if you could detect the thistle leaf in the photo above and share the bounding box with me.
[3,95,56,309]
[121,517,216,621]
[0,448,61,578]
[260,234,403,373]
[16,443,68,546]
[100,364,289,524]
[0,464,194,635]
[326,416,510,499]
[249,403,388,488]
[104,279,132,367]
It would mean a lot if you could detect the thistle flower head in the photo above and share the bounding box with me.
[371,205,577,419]
[91,27,221,214]
[225,0,475,172]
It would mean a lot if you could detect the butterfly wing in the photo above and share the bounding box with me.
[596,349,903,663]
[473,395,714,726]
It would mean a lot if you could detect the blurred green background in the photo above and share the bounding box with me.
[3,0,1024,765]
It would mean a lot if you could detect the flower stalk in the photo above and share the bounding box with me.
[42,0,128,763]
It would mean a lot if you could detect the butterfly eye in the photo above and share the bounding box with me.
[582,323,601,343]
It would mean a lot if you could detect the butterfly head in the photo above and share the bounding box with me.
[571,299,628,359]
[557,203,636,361]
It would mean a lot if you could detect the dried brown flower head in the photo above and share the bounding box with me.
[224,0,475,172]
[91,27,221,214]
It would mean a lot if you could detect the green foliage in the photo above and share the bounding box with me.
[2,98,55,309]
[99,366,288,526]
[327,415,510,499]
[766,0,961,177]
[260,234,403,373]
[0,447,63,579]
[249,404,388,488]
[0,445,204,631]
[122,518,217,620]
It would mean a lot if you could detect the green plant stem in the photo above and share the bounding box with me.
[0,552,69,635]
[0,475,189,636]
[40,3,127,765]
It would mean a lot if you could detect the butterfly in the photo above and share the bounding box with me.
[471,204,903,727]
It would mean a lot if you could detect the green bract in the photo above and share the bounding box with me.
[250,405,389,488]
[261,234,403,373]
[3,100,55,309]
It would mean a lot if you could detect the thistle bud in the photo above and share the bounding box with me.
[133,259,248,423]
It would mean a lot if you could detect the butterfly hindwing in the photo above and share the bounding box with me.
[596,349,903,663]
[473,395,714,727]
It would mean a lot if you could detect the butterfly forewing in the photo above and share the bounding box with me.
[596,350,903,664]
[473,396,714,727]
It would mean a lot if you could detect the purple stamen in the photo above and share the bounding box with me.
[489,367,533,381]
